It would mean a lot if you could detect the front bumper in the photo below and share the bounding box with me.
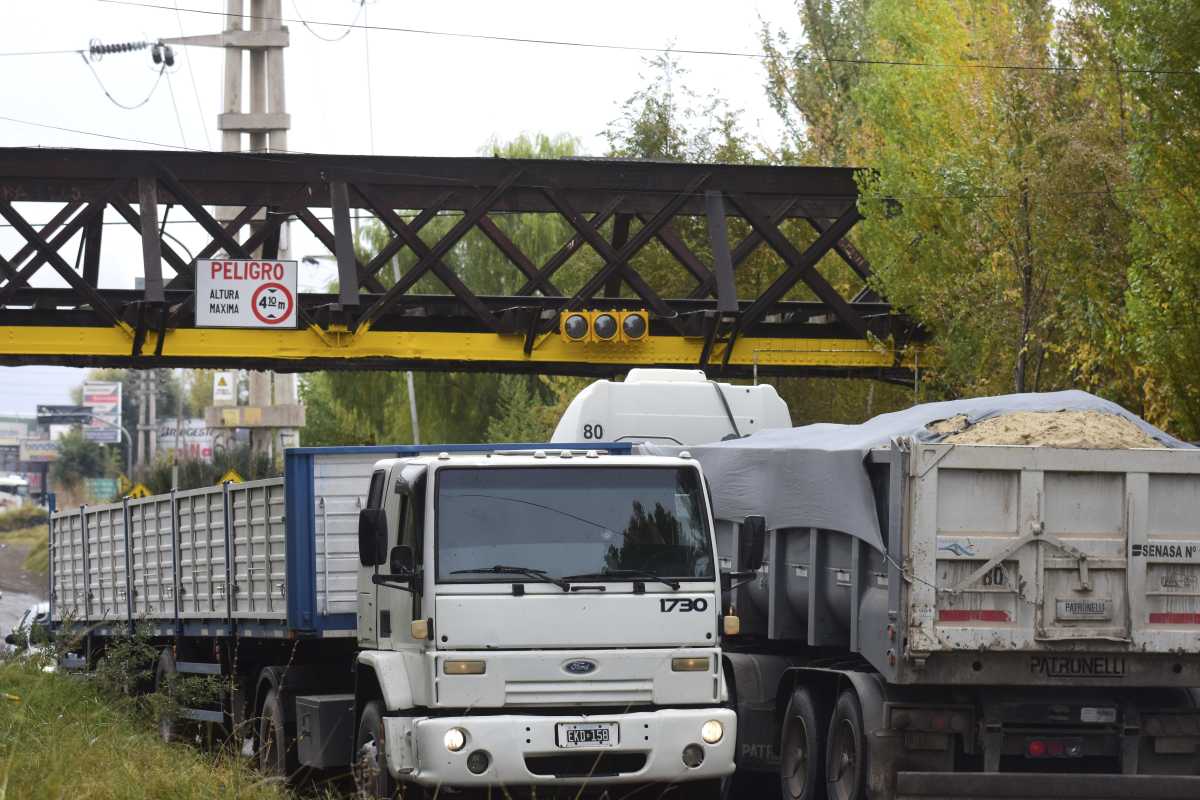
[385,707,736,787]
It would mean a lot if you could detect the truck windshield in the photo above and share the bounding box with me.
[436,466,713,583]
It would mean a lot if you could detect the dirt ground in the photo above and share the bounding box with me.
[937,410,1166,449]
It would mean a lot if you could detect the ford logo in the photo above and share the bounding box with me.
[564,659,597,675]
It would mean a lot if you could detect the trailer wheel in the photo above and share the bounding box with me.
[780,687,827,800]
[258,687,298,779]
[825,690,866,800]
[354,700,397,799]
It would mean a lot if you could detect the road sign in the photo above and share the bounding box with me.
[213,371,236,405]
[126,483,151,499]
[219,469,244,484]
[36,405,90,425]
[196,259,298,328]
[85,477,118,502]
[82,380,122,443]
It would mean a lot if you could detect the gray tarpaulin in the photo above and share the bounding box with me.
[640,390,1190,553]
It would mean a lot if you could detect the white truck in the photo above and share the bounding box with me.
[48,443,734,798]
[574,374,1200,799]
[0,473,29,509]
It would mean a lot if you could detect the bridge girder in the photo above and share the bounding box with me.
[0,147,925,378]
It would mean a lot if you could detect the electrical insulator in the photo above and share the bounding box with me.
[88,39,150,60]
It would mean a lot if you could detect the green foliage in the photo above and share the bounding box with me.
[303,134,596,446]
[138,445,275,493]
[1087,0,1200,436]
[761,0,874,164]
[485,376,589,443]
[0,660,290,800]
[50,427,117,489]
[22,535,48,575]
[605,52,755,164]
[0,505,47,533]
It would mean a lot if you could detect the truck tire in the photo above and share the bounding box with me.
[354,700,397,799]
[258,687,299,779]
[780,686,827,800]
[825,690,866,800]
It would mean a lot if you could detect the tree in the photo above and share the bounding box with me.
[848,0,1140,406]
[761,0,874,165]
[51,427,116,489]
[1086,0,1200,436]
[301,134,592,446]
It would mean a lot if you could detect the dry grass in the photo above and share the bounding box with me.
[0,661,293,800]
[0,526,48,576]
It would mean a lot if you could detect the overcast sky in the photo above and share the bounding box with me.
[0,0,799,414]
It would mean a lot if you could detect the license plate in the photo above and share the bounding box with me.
[1055,598,1112,621]
[556,722,619,749]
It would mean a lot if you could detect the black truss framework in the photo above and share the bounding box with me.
[0,147,924,378]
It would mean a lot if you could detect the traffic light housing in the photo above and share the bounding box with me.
[560,310,649,343]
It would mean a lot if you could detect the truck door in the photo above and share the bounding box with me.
[356,469,387,647]
[378,468,423,650]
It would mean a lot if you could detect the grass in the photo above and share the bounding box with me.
[0,526,48,577]
[0,660,294,800]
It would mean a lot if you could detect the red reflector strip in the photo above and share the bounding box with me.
[1149,612,1200,625]
[938,609,1010,622]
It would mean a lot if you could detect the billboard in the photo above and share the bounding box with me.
[83,380,122,444]
[157,418,229,462]
[19,439,60,462]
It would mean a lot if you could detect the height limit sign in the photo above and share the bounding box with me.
[196,259,298,328]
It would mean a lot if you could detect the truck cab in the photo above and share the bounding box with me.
[352,449,735,796]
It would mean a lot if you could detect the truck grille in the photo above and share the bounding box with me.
[504,679,653,706]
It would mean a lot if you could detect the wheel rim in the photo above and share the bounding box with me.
[828,718,859,800]
[781,713,811,799]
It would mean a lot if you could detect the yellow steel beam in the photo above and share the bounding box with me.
[0,325,915,369]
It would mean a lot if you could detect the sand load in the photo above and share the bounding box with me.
[935,409,1166,449]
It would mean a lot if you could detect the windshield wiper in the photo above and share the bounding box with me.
[449,564,570,591]
[561,568,681,590]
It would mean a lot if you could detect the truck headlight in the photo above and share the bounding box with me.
[700,719,724,744]
[443,659,486,675]
[444,727,467,752]
[671,657,709,672]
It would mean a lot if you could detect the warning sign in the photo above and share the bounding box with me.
[196,259,298,328]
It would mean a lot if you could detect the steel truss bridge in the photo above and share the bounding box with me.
[0,148,923,380]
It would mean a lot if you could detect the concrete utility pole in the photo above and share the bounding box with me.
[170,2,303,461]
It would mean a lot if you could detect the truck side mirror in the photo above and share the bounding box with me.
[357,508,388,567]
[390,544,415,575]
[739,515,766,572]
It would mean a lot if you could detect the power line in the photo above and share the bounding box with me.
[364,1,375,156]
[0,48,86,58]
[79,53,168,110]
[97,0,1200,77]
[172,0,212,149]
[164,67,188,146]
[291,0,366,43]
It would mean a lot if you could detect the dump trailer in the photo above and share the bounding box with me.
[49,443,736,798]
[624,388,1200,799]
